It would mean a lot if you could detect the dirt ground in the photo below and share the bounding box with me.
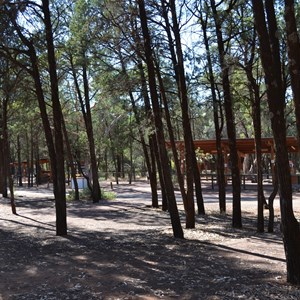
[1,180,300,300]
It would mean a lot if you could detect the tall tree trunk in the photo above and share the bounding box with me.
[253,0,300,284]
[17,134,22,187]
[211,0,242,228]
[30,123,34,187]
[163,0,206,220]
[106,125,119,185]
[8,174,16,215]
[42,0,67,236]
[138,0,183,238]
[0,136,3,195]
[154,58,187,210]
[169,0,195,224]
[131,16,161,207]
[13,3,66,235]
[199,8,226,213]
[35,137,41,186]
[69,54,101,202]
[2,97,9,197]
[250,84,264,232]
[104,149,108,180]
[284,0,300,148]
[241,26,265,232]
[268,164,278,233]
[27,44,62,229]
[151,134,168,211]
[0,132,3,195]
[62,117,79,201]
[137,60,162,208]
[129,119,133,184]
[118,52,159,207]
[131,92,159,207]
[26,131,30,187]
[82,61,101,202]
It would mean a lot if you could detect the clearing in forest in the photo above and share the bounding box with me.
[1,181,300,299]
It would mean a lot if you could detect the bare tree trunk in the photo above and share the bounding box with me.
[138,0,183,238]
[241,26,265,232]
[199,8,226,213]
[168,0,198,225]
[69,54,101,202]
[0,96,4,196]
[1,97,9,197]
[131,91,159,207]
[62,117,79,201]
[82,61,101,202]
[162,0,205,219]
[26,131,30,187]
[284,0,300,148]
[137,60,161,208]
[253,0,300,284]
[42,0,67,236]
[17,135,22,187]
[251,88,265,232]
[119,53,159,207]
[268,164,278,233]
[154,58,187,210]
[12,1,66,235]
[9,175,16,215]
[30,123,34,187]
[211,0,242,228]
[35,137,41,186]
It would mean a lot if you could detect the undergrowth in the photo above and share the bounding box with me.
[67,188,116,201]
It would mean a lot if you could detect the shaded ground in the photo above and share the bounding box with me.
[1,181,300,299]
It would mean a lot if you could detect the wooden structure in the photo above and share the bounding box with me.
[166,137,299,186]
[167,136,298,157]
[11,158,51,183]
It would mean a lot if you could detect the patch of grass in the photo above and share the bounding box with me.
[102,190,116,200]
[67,188,116,201]
[66,188,91,201]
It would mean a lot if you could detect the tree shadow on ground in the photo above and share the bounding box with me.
[0,224,299,300]
[1,182,300,299]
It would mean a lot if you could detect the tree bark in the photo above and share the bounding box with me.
[163,0,206,221]
[0,134,3,195]
[17,135,22,187]
[154,58,187,210]
[241,27,265,232]
[1,96,9,197]
[82,60,101,202]
[62,116,79,201]
[211,0,242,228]
[199,8,226,213]
[42,0,67,236]
[119,54,159,207]
[30,123,34,187]
[268,164,278,233]
[167,0,194,223]
[35,137,41,186]
[284,0,300,148]
[138,0,183,238]
[9,175,16,215]
[253,0,300,284]
[137,60,162,209]
[7,3,67,235]
[69,54,101,202]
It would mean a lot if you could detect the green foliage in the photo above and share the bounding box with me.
[1,0,299,191]
[67,187,116,201]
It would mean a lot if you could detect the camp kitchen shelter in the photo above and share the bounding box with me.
[166,136,300,185]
